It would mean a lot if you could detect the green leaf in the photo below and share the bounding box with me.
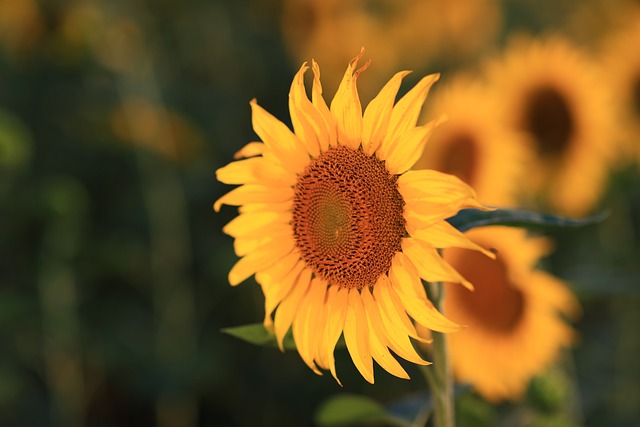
[447,208,608,232]
[221,323,296,350]
[222,322,346,351]
[315,394,400,427]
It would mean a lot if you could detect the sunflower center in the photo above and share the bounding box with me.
[447,249,525,333]
[439,132,478,186]
[522,86,574,159]
[292,145,406,289]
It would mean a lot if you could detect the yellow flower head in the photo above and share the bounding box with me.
[215,50,493,384]
[441,227,580,402]
[600,8,640,164]
[486,36,617,217]
[415,76,533,207]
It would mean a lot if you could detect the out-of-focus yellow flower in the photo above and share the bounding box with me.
[485,36,617,217]
[0,0,44,57]
[415,76,532,207]
[215,51,494,384]
[111,98,203,162]
[600,7,640,164]
[441,227,580,402]
[281,0,502,100]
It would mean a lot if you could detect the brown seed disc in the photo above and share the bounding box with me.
[292,145,406,289]
[521,85,574,159]
[447,249,525,333]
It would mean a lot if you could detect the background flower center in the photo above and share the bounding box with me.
[292,145,405,289]
[438,132,479,187]
[446,249,525,333]
[521,85,575,160]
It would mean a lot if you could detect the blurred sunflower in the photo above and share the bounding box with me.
[486,36,616,217]
[440,227,580,402]
[281,0,502,100]
[215,51,494,384]
[600,8,640,164]
[415,76,532,207]
[0,0,44,57]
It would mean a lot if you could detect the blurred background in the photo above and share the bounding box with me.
[1,0,639,426]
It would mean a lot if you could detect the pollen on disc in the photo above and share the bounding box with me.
[292,145,406,289]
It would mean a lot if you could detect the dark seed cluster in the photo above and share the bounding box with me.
[292,145,406,289]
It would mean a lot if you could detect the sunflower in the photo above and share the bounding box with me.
[486,36,616,217]
[415,76,532,207]
[440,226,580,402]
[600,7,640,164]
[215,50,493,384]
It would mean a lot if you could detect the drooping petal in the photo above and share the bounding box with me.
[343,288,374,383]
[402,237,473,289]
[371,277,430,366]
[292,278,328,375]
[392,285,462,333]
[378,74,440,158]
[384,115,447,175]
[374,274,427,343]
[311,60,337,150]
[228,235,295,286]
[274,268,313,350]
[250,99,310,173]
[330,48,369,150]
[361,70,411,155]
[315,286,348,384]
[361,288,410,379]
[214,184,293,212]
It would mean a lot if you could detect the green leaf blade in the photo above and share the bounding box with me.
[447,208,608,232]
[315,394,397,427]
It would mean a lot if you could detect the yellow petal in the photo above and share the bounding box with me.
[311,60,337,150]
[361,288,410,379]
[222,210,290,238]
[216,157,296,186]
[375,274,427,342]
[292,278,328,375]
[397,169,481,206]
[274,268,313,350]
[392,284,461,333]
[317,286,348,384]
[408,221,496,259]
[289,64,328,158]
[260,259,304,329]
[343,289,374,383]
[389,253,425,297]
[402,238,473,289]
[233,141,264,159]
[228,235,295,286]
[361,70,411,155]
[378,73,439,158]
[250,99,309,173]
[370,277,429,365]
[214,184,293,212]
[384,115,446,175]
[330,48,369,150]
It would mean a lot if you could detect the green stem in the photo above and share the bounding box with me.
[423,281,455,427]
